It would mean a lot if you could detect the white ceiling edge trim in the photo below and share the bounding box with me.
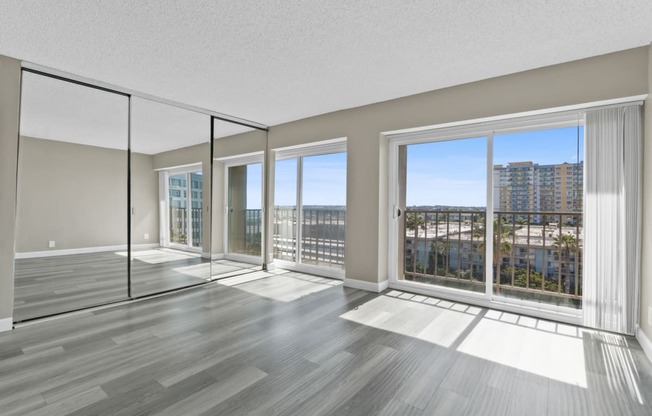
[21,61,269,131]
[273,137,347,160]
[154,162,202,172]
[214,151,264,165]
[383,94,648,142]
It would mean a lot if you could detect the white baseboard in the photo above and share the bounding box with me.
[636,326,652,363]
[343,277,389,293]
[211,253,225,261]
[15,243,160,259]
[0,318,12,332]
[201,252,210,259]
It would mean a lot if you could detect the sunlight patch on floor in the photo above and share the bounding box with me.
[341,290,645,396]
[116,248,201,264]
[457,310,588,387]
[218,271,341,302]
[340,293,479,348]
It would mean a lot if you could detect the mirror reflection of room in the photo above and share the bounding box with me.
[14,71,130,320]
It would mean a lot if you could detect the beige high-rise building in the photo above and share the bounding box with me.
[493,161,584,215]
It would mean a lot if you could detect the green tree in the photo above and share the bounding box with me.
[474,218,513,288]
[552,233,579,294]
[427,240,448,275]
[504,266,559,292]
[406,213,425,232]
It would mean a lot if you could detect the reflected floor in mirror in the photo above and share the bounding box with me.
[2,276,652,415]
[14,249,261,321]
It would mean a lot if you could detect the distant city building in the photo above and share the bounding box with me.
[169,173,203,209]
[493,161,583,215]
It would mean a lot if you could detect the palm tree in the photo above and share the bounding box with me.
[552,233,579,294]
[516,216,528,229]
[428,240,449,276]
[474,218,513,288]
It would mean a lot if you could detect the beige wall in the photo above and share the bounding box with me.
[15,138,158,251]
[640,43,652,339]
[0,56,20,321]
[261,46,650,285]
[131,152,160,245]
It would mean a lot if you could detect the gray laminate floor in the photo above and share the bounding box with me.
[14,248,260,321]
[1,273,651,416]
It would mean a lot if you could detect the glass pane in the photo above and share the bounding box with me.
[190,172,204,248]
[169,173,189,245]
[130,97,211,297]
[493,126,584,309]
[403,137,487,293]
[14,72,129,320]
[273,158,297,262]
[228,163,263,257]
[301,152,346,269]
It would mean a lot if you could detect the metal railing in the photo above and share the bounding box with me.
[244,209,262,255]
[169,207,203,246]
[273,207,346,268]
[404,209,582,307]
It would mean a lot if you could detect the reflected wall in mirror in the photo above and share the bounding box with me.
[211,119,267,279]
[130,97,211,297]
[14,71,129,321]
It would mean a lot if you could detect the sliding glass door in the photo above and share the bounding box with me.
[402,137,487,293]
[273,147,347,275]
[393,120,584,314]
[492,127,583,308]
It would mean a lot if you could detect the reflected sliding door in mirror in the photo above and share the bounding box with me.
[130,97,211,297]
[211,118,268,279]
[167,170,203,249]
[227,163,263,258]
[14,71,130,321]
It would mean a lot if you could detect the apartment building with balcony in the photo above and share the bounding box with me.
[493,161,584,216]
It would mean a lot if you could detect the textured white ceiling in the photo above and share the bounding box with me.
[4,0,652,134]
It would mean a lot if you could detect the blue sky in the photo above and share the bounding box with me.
[246,163,262,209]
[255,126,583,208]
[274,152,347,206]
[406,126,584,207]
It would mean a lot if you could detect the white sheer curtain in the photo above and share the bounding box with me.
[584,104,642,334]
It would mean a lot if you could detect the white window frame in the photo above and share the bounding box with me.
[385,107,608,325]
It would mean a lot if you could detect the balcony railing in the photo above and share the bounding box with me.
[244,209,262,255]
[274,207,345,269]
[404,209,582,308]
[169,207,203,246]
